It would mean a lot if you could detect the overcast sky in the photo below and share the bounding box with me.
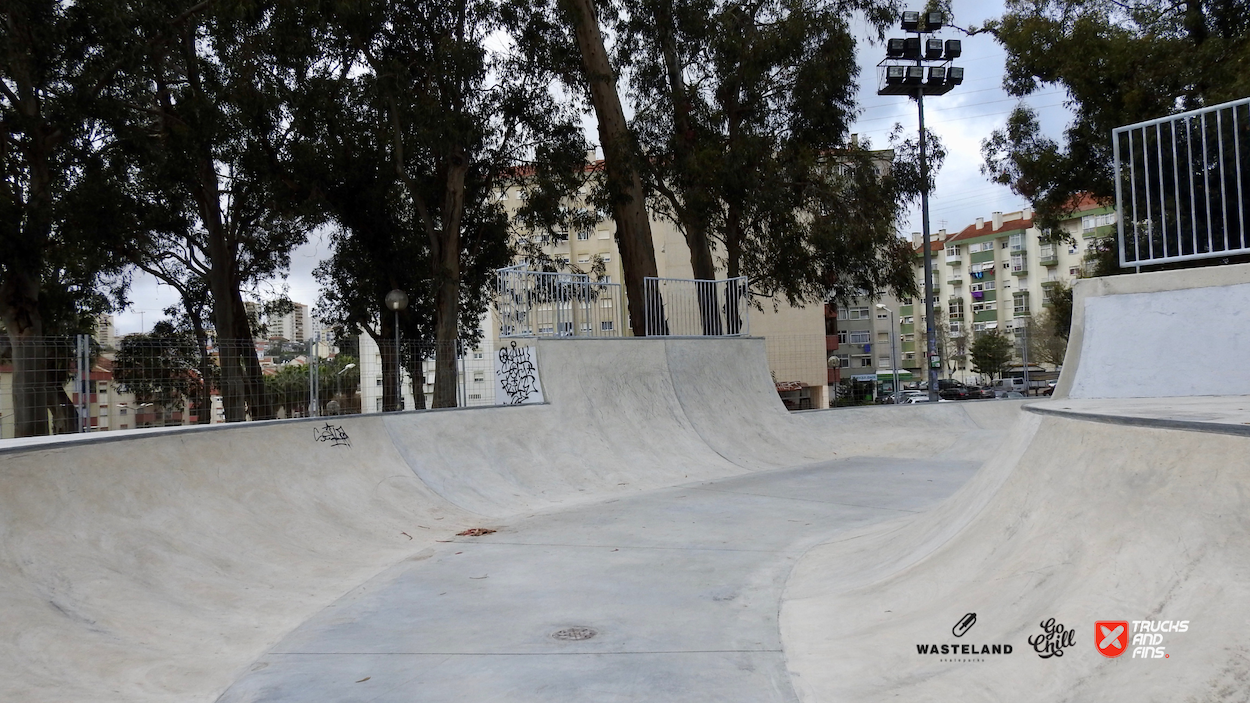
[112,0,1074,337]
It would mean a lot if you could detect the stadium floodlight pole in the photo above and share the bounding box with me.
[877,304,900,403]
[878,10,962,402]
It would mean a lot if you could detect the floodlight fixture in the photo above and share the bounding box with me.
[887,38,906,57]
[945,39,962,59]
[903,37,921,59]
[947,66,965,85]
[885,65,906,85]
[925,12,944,30]
[925,38,944,59]
[903,66,924,85]
[901,11,920,30]
[927,66,946,84]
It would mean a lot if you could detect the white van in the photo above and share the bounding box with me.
[991,378,1027,392]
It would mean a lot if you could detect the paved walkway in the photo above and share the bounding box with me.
[217,455,981,702]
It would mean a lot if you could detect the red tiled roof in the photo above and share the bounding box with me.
[914,215,1035,252]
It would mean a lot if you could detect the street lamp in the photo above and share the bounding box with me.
[384,289,408,411]
[879,10,963,402]
[876,304,900,403]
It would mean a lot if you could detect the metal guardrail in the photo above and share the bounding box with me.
[495,265,624,338]
[643,276,750,337]
[1113,96,1250,266]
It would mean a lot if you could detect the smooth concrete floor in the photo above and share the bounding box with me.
[217,456,980,702]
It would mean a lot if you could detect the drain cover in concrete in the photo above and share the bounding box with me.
[551,626,597,641]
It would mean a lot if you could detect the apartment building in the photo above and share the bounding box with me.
[836,197,1112,392]
[497,167,829,410]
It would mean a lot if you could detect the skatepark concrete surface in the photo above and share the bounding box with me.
[2,264,1249,702]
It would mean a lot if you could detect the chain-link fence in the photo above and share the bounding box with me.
[0,334,528,440]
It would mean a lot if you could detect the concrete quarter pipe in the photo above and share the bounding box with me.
[1,264,1247,701]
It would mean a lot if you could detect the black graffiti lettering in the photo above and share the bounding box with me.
[498,341,538,405]
[314,423,351,447]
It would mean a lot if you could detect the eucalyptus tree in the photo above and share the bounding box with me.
[282,0,589,407]
[979,0,1250,233]
[617,0,923,326]
[110,0,321,421]
[0,1,136,435]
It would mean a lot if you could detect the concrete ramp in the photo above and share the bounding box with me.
[781,264,1250,701]
[0,336,1011,702]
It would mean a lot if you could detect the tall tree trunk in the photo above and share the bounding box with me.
[656,1,720,333]
[232,290,275,420]
[1,271,50,437]
[430,148,468,408]
[563,0,660,336]
[188,307,213,424]
[201,159,247,423]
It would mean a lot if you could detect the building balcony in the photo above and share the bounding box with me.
[948,276,962,285]
[945,255,962,265]
[826,335,839,351]
[973,309,999,322]
[969,250,996,264]
[1039,250,1058,266]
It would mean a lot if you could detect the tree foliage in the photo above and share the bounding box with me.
[979,0,1250,234]
[617,0,925,311]
[0,0,137,435]
[282,0,587,407]
[112,319,211,420]
[969,328,1014,379]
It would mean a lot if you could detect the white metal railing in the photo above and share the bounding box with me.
[495,265,624,338]
[1113,96,1250,266]
[643,276,750,337]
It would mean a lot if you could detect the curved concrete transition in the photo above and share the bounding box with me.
[5,262,1249,703]
[0,337,1014,702]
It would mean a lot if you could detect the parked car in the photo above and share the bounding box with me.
[995,391,1026,399]
[936,379,973,400]
[885,390,926,404]
[976,385,997,399]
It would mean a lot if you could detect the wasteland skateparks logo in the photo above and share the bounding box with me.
[915,613,1013,662]
[1027,618,1076,658]
[1096,620,1188,658]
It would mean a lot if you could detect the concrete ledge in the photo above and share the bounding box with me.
[1025,399,1250,438]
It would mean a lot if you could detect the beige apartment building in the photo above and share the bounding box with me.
[497,171,829,409]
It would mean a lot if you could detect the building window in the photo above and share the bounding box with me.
[597,229,610,239]
[473,372,484,382]
[600,253,611,262]
[1009,232,1024,251]
[848,306,871,320]
[945,245,961,257]
[877,331,889,343]
[376,377,383,386]
[876,311,889,320]
[860,357,874,367]
[600,298,613,308]
[577,231,590,240]
[949,298,964,318]
[1013,292,1031,315]
[849,330,871,344]
[376,398,383,411]
[878,356,892,368]
[949,321,962,335]
[473,351,484,359]
[469,393,482,400]
[1011,253,1027,272]
[600,320,614,331]
[837,330,848,344]
[577,254,590,263]
[1069,266,1080,276]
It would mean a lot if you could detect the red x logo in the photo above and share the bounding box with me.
[1096,621,1129,658]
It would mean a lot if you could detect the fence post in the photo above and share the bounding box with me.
[76,334,90,433]
[308,334,320,417]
